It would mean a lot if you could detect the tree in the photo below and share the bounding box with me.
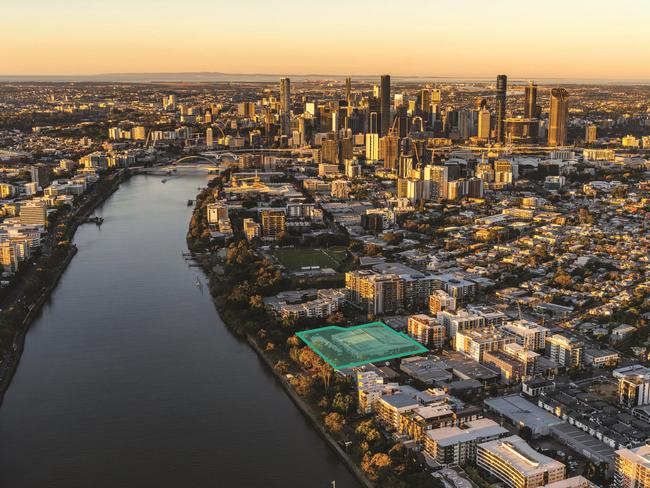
[382,232,402,245]
[318,362,334,390]
[287,335,301,348]
[332,392,353,414]
[324,412,345,433]
[326,311,345,326]
[579,208,595,225]
[290,375,314,396]
[274,360,289,375]
[361,452,391,481]
[554,271,573,287]
[249,294,265,311]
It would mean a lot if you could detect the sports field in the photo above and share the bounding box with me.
[271,247,348,272]
[297,322,428,369]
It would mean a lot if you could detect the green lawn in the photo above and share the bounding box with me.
[271,247,348,272]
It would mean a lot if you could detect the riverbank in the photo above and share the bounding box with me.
[196,262,374,487]
[0,169,130,404]
[187,180,435,486]
[245,333,375,488]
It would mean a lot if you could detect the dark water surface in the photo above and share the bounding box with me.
[0,174,360,488]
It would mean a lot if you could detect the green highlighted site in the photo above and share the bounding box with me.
[296,322,428,369]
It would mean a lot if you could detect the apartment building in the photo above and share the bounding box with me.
[407,314,446,348]
[615,444,650,488]
[432,274,477,303]
[437,309,486,338]
[356,369,400,414]
[19,201,47,227]
[243,218,261,240]
[502,320,548,352]
[455,328,515,363]
[260,209,286,240]
[483,343,538,383]
[477,435,566,488]
[545,334,584,369]
[617,366,650,408]
[429,290,457,314]
[424,418,508,466]
[345,270,403,315]
[207,202,229,224]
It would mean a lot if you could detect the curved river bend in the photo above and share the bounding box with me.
[0,174,360,488]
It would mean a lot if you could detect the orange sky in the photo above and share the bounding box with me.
[4,0,650,80]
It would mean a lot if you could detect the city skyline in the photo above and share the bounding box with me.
[4,0,650,80]
[2,3,650,487]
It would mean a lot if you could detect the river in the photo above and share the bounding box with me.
[0,173,361,488]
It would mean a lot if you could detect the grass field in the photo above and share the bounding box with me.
[271,246,348,272]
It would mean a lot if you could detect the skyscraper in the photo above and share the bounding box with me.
[495,75,507,144]
[418,89,431,115]
[380,75,391,136]
[585,124,597,144]
[431,88,441,104]
[279,77,291,136]
[206,127,214,148]
[548,88,569,147]
[524,81,538,118]
[380,133,400,170]
[366,133,379,161]
[30,164,50,189]
[477,107,491,140]
[345,77,351,105]
[424,165,448,201]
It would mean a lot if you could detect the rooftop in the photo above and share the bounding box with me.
[426,418,508,447]
[479,435,565,475]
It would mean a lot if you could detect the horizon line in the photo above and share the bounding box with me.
[1,71,650,84]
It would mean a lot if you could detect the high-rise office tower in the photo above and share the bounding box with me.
[280,77,291,136]
[495,75,507,144]
[321,134,339,165]
[424,164,448,200]
[398,154,414,179]
[394,105,409,138]
[458,109,474,140]
[206,127,214,148]
[477,107,491,140]
[524,81,537,118]
[368,111,379,135]
[380,133,400,170]
[30,164,50,189]
[366,133,379,161]
[548,88,569,147]
[380,75,391,136]
[494,159,514,187]
[585,124,597,144]
[419,89,432,115]
[345,77,352,105]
